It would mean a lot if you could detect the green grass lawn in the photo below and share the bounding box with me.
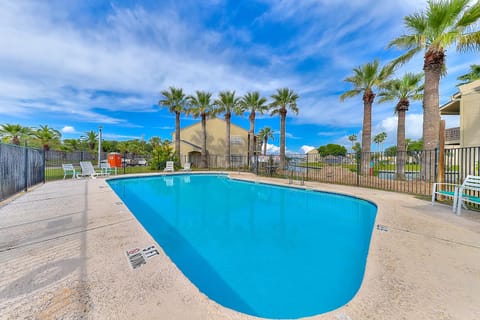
[45,166,159,181]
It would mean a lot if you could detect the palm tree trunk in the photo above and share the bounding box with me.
[263,137,267,156]
[248,112,255,169]
[422,49,443,181]
[201,114,207,168]
[175,111,181,164]
[225,113,231,169]
[279,109,287,169]
[361,90,375,175]
[396,106,407,180]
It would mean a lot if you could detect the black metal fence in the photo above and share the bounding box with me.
[0,143,45,201]
[2,143,479,202]
[43,150,152,181]
[278,147,480,196]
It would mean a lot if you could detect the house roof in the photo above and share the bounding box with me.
[178,117,248,134]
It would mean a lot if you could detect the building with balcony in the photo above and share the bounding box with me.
[440,79,480,147]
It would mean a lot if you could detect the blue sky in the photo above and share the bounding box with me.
[1,0,478,154]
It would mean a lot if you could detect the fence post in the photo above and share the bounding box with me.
[42,149,46,184]
[24,143,28,192]
[434,148,438,183]
[356,152,360,186]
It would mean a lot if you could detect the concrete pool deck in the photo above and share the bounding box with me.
[0,172,479,320]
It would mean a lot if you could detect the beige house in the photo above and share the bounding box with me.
[173,118,252,167]
[440,79,480,147]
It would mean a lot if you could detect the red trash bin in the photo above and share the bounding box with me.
[108,152,122,168]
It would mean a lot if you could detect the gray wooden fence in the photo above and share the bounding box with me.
[0,143,45,201]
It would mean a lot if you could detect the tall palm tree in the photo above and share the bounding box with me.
[389,0,480,180]
[348,134,357,152]
[258,127,274,156]
[372,132,387,152]
[270,88,299,169]
[239,91,269,168]
[214,91,241,168]
[340,59,394,175]
[159,87,187,162]
[457,64,480,85]
[379,73,423,180]
[34,125,61,151]
[0,124,32,145]
[82,130,97,151]
[186,91,215,168]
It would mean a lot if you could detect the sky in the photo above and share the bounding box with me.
[1,0,478,154]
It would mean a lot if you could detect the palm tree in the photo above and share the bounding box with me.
[258,127,274,156]
[159,87,187,163]
[379,73,423,180]
[0,124,32,145]
[214,91,241,168]
[457,64,480,85]
[239,91,269,168]
[373,132,387,152]
[34,125,61,151]
[340,59,394,175]
[270,88,299,169]
[389,0,480,180]
[186,91,215,168]
[82,130,97,151]
[348,134,357,152]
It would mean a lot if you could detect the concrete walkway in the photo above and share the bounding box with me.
[0,173,479,319]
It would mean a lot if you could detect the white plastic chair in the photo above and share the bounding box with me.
[182,162,191,172]
[62,164,76,179]
[164,161,174,172]
[78,161,106,179]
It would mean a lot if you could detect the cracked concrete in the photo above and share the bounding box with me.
[0,172,479,320]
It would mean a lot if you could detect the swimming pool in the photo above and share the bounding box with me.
[108,174,377,319]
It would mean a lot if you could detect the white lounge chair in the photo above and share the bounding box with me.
[164,161,174,172]
[100,162,114,175]
[455,175,480,215]
[62,164,76,179]
[182,162,191,172]
[79,161,107,179]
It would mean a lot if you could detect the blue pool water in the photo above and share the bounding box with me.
[108,174,377,319]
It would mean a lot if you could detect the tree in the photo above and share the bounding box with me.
[317,144,347,157]
[384,146,397,157]
[186,91,215,168]
[150,140,176,170]
[269,88,299,169]
[348,134,357,152]
[149,136,161,149]
[457,64,480,85]
[214,91,241,168]
[372,132,387,152]
[63,139,80,151]
[82,130,97,151]
[34,125,61,151]
[0,124,32,145]
[340,59,394,175]
[239,91,269,168]
[159,87,187,163]
[258,127,274,156]
[389,0,480,180]
[379,72,423,179]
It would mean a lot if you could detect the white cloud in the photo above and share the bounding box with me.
[61,126,75,133]
[266,143,280,154]
[300,145,315,153]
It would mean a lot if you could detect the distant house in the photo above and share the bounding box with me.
[440,79,480,148]
[173,118,253,167]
